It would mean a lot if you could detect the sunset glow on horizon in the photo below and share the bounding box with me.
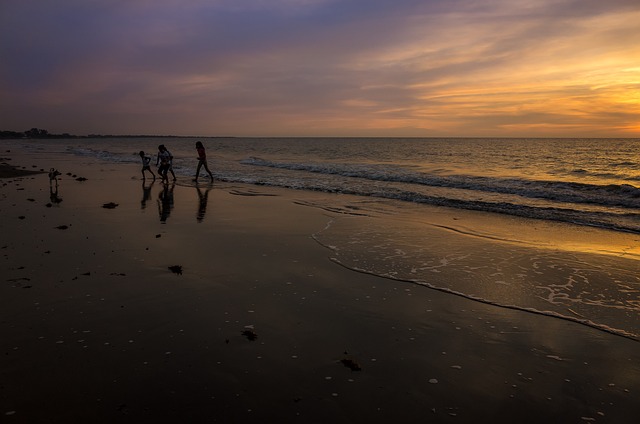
[1,0,639,137]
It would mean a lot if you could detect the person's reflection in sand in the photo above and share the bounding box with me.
[196,185,212,223]
[141,179,155,210]
[49,184,62,205]
[158,182,175,223]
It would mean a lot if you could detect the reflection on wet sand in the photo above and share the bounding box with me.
[141,179,155,209]
[196,185,212,222]
[158,182,175,223]
[139,180,213,223]
[49,184,62,205]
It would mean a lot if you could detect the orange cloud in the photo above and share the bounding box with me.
[2,0,639,136]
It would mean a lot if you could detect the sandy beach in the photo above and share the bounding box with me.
[1,152,639,423]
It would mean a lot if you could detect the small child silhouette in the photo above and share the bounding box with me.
[139,151,156,180]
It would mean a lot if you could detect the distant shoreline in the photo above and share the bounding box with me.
[3,127,640,141]
[4,127,640,141]
[0,131,235,140]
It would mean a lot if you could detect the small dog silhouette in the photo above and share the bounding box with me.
[48,168,61,186]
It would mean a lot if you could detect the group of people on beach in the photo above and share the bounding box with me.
[139,141,213,183]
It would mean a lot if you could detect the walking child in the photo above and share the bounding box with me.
[164,145,177,181]
[139,151,156,180]
[156,144,172,182]
[193,141,214,183]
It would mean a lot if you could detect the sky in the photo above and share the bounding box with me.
[1,0,639,137]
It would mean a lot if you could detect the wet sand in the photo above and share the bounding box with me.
[1,155,639,423]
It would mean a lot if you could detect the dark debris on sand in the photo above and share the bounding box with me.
[102,202,119,209]
[340,358,362,371]
[168,265,183,275]
[241,329,258,341]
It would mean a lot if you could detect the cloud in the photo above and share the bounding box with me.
[1,0,639,136]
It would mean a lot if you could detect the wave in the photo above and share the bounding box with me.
[59,142,640,233]
[313,215,640,341]
[66,146,138,164]
[240,157,640,208]
[569,167,640,183]
[333,256,640,341]
[237,157,640,233]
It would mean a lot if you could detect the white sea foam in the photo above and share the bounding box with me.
[314,212,640,341]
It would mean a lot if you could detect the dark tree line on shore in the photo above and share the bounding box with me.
[0,128,185,139]
[1,128,76,139]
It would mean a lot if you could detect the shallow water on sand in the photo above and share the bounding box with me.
[310,199,640,341]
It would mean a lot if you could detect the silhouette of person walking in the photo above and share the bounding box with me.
[193,141,214,183]
[164,145,177,181]
[139,151,156,180]
[156,144,176,182]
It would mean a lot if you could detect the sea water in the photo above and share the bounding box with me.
[5,137,640,339]
[16,137,640,232]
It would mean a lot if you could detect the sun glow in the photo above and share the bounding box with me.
[2,0,640,136]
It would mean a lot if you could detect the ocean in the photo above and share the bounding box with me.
[14,137,640,232]
[4,137,640,339]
